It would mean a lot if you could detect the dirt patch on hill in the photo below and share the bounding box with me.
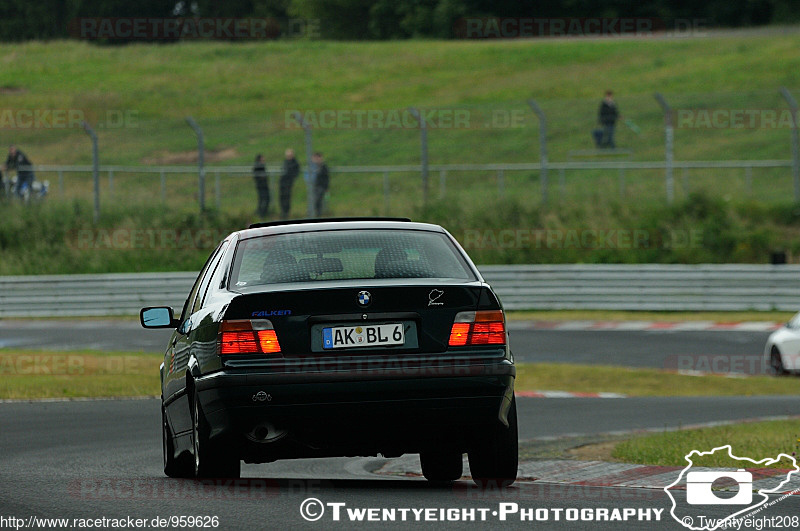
[567,441,619,461]
[0,85,27,95]
[142,147,238,165]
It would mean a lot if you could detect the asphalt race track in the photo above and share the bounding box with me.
[3,397,800,530]
[1,321,797,529]
[0,319,773,373]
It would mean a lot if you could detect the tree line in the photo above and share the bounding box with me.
[1,0,797,41]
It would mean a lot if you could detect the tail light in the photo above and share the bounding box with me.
[448,310,506,347]
[219,319,281,355]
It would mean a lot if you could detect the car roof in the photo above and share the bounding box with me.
[236,218,448,239]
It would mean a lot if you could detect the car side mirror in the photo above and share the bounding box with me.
[140,306,179,329]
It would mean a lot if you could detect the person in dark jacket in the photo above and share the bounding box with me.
[253,154,270,217]
[312,152,329,217]
[598,91,619,149]
[279,148,300,219]
[4,145,35,198]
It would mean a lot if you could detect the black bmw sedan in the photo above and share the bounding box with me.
[141,218,517,485]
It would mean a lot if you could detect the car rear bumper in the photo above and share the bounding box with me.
[193,353,515,459]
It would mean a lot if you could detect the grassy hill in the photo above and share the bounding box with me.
[2,33,800,274]
[2,35,799,166]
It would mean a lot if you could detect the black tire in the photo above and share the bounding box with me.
[162,404,193,478]
[192,390,241,479]
[770,347,788,376]
[468,397,518,488]
[420,450,463,483]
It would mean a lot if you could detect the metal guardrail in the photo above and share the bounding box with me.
[1,264,799,317]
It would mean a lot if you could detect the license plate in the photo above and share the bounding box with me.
[322,323,404,349]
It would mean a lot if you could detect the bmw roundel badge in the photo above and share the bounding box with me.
[357,290,371,307]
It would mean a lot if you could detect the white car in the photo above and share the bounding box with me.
[764,313,800,375]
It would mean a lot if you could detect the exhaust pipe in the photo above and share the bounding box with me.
[246,421,288,444]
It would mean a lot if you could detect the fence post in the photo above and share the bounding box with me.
[292,112,315,217]
[81,121,100,223]
[439,170,446,198]
[108,169,114,197]
[654,93,674,203]
[185,117,205,213]
[780,87,800,202]
[527,99,548,204]
[408,107,429,206]
[160,170,166,202]
[58,170,64,195]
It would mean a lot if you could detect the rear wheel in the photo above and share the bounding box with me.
[468,397,518,488]
[162,404,193,478]
[192,390,241,479]
[770,347,788,376]
[420,449,463,483]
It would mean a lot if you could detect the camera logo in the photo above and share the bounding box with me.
[665,445,799,531]
[686,469,752,505]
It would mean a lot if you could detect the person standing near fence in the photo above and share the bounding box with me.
[598,91,619,149]
[4,145,35,198]
[253,154,270,218]
[312,152,330,217]
[279,148,300,219]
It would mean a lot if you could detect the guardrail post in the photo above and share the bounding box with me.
[185,117,205,213]
[682,167,689,194]
[383,171,390,215]
[408,107,429,206]
[745,166,753,197]
[654,93,674,203]
[527,99,548,204]
[780,87,800,202]
[81,121,100,223]
[497,169,505,197]
[215,170,221,210]
[292,112,315,217]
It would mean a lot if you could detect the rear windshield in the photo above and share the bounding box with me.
[230,229,476,287]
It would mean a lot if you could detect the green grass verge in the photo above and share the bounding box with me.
[516,363,800,397]
[611,420,800,468]
[0,350,161,399]
[2,349,798,400]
